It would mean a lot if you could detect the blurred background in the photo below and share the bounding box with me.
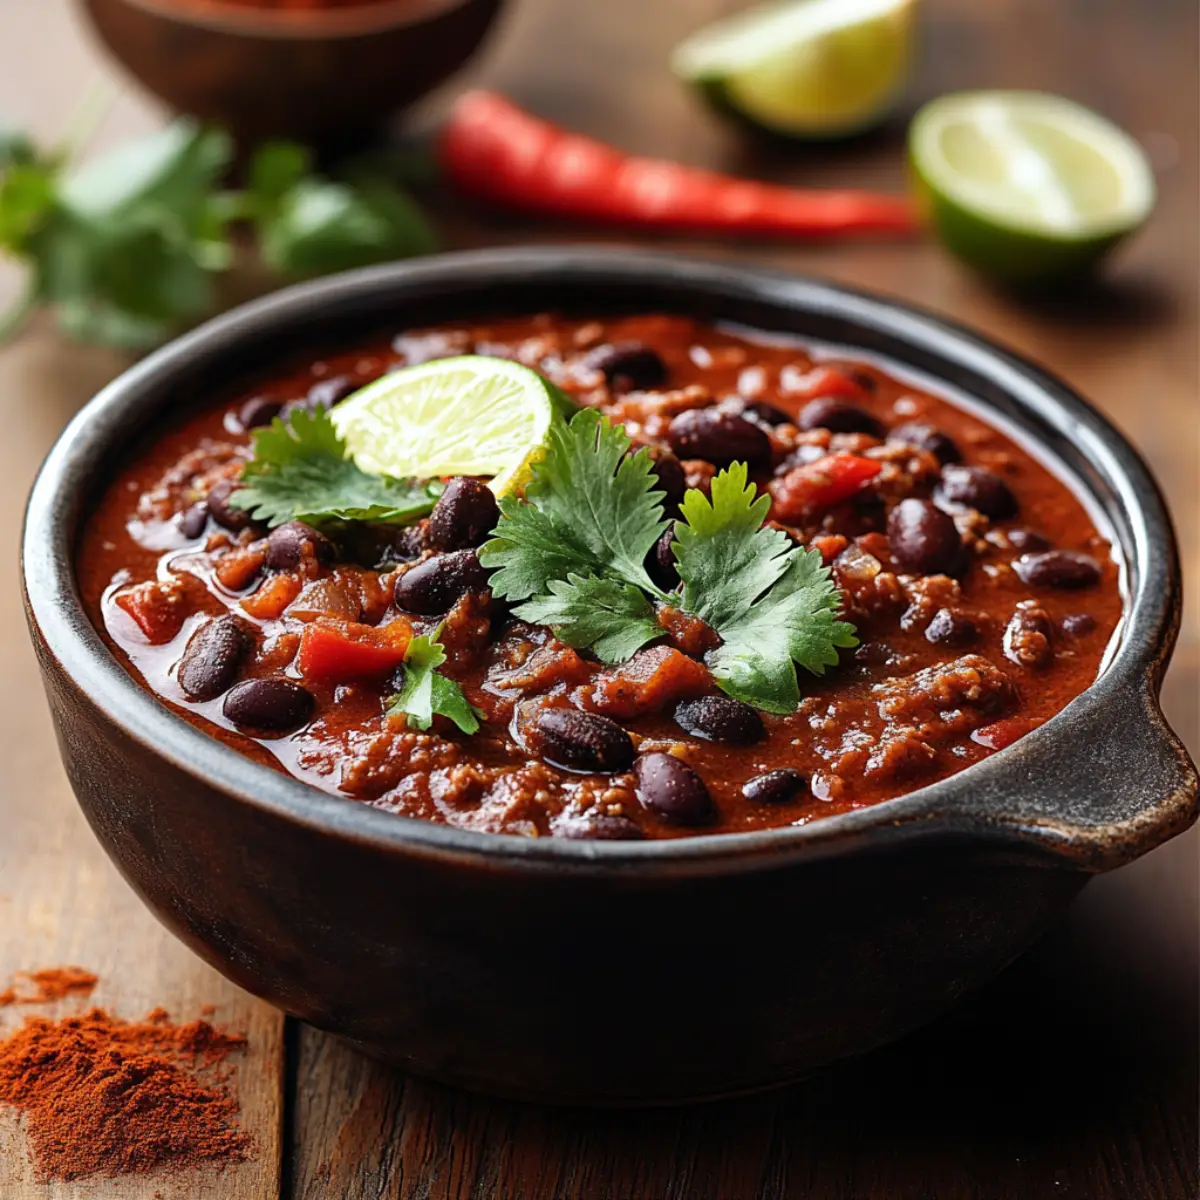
[0,2,1195,1198]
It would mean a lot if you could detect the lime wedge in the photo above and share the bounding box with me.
[332,357,575,496]
[672,0,916,140]
[910,91,1156,286]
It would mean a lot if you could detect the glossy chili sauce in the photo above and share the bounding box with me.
[77,315,1123,840]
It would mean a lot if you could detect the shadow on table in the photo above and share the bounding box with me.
[291,831,1198,1200]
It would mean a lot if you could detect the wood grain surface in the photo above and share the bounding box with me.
[0,0,1195,1197]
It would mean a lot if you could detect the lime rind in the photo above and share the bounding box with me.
[672,0,916,139]
[331,356,574,496]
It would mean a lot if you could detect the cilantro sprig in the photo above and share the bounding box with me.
[482,409,669,602]
[231,405,442,528]
[0,108,435,348]
[480,410,856,714]
[387,631,482,735]
[675,464,857,713]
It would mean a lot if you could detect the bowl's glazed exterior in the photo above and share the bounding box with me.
[79,0,505,148]
[23,249,1197,1104]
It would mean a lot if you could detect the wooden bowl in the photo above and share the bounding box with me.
[79,0,506,148]
[23,249,1197,1104]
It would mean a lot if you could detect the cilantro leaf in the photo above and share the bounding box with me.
[674,462,796,628]
[386,633,482,735]
[0,113,438,348]
[674,465,857,713]
[516,574,663,662]
[231,406,442,527]
[480,409,669,602]
[255,176,436,279]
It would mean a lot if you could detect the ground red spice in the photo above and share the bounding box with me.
[0,966,98,1006]
[0,1006,252,1181]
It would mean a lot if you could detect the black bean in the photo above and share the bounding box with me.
[641,445,687,509]
[738,398,792,427]
[887,498,964,576]
[530,708,635,773]
[886,421,961,464]
[743,769,807,805]
[178,615,254,701]
[925,607,978,646]
[798,398,884,437]
[672,695,764,745]
[279,375,359,424]
[648,529,680,590]
[207,478,253,532]
[1062,613,1097,637]
[1004,604,1054,669]
[238,395,282,430]
[223,677,314,732]
[634,752,715,826]
[265,521,335,570]
[1006,527,1051,553]
[1013,550,1102,589]
[390,524,427,562]
[585,341,668,391]
[937,464,1018,520]
[428,477,499,551]
[394,549,488,615]
[179,502,209,540]
[558,814,645,841]
[666,408,771,467]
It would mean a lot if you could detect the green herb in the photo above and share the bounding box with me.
[481,408,669,601]
[231,405,442,527]
[387,632,482,735]
[517,574,663,662]
[481,411,856,714]
[241,140,436,279]
[674,463,857,713]
[0,112,436,348]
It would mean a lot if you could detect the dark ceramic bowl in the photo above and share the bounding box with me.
[23,249,1198,1105]
[79,0,505,148]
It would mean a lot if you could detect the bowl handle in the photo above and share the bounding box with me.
[947,681,1197,872]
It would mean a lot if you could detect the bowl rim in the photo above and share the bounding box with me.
[21,246,1192,873]
[106,0,478,39]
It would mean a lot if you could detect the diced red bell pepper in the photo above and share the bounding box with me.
[782,365,865,403]
[296,618,412,684]
[114,580,188,645]
[769,453,883,522]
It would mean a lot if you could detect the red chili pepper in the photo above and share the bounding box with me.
[440,91,918,240]
[297,618,412,684]
[769,453,883,522]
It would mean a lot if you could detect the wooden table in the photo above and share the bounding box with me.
[0,1,1195,1196]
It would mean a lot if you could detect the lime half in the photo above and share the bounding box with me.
[910,91,1156,286]
[332,357,575,495]
[672,0,916,139]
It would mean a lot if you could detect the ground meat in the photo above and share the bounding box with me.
[136,440,245,524]
[439,591,494,671]
[900,574,963,631]
[873,655,1017,723]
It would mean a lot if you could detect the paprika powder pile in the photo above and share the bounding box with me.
[0,1004,253,1180]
